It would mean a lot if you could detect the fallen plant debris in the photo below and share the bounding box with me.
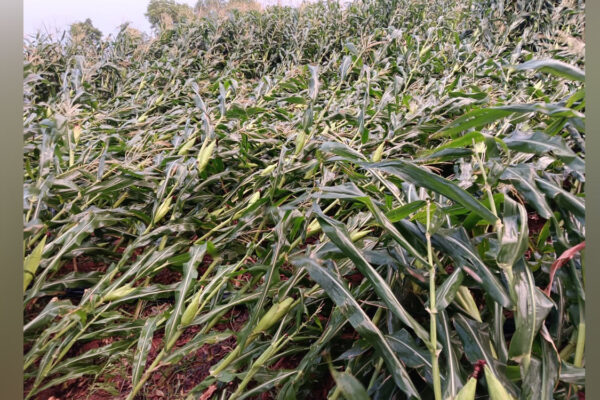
[544,241,585,297]
[23,0,585,399]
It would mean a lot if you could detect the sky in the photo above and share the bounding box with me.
[24,0,309,39]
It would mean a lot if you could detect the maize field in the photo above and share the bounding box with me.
[23,0,585,398]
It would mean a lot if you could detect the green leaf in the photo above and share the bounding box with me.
[319,184,429,265]
[331,371,370,400]
[28,210,121,300]
[438,310,464,399]
[420,131,486,158]
[496,194,529,271]
[483,365,516,400]
[435,268,465,311]
[453,315,504,383]
[513,59,585,82]
[385,329,431,369]
[559,361,585,385]
[433,108,514,138]
[24,235,47,292]
[520,355,543,400]
[507,260,554,365]
[24,299,74,333]
[163,331,233,364]
[313,205,430,344]
[340,55,352,81]
[500,165,553,219]
[433,103,582,139]
[163,244,206,347]
[283,96,306,105]
[535,178,585,218]
[366,160,499,224]
[321,141,367,163]
[35,365,102,395]
[491,303,509,363]
[53,340,133,373]
[132,315,159,388]
[503,130,584,174]
[385,201,427,223]
[540,338,560,400]
[431,228,511,308]
[308,65,319,102]
[296,256,421,399]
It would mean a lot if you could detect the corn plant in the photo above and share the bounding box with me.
[23,0,585,399]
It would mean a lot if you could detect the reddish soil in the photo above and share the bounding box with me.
[212,307,249,332]
[310,373,335,400]
[26,302,339,400]
[150,268,182,285]
[231,271,254,289]
[137,308,249,399]
[24,296,53,325]
[268,353,302,371]
[527,212,546,236]
[62,256,109,274]
[31,382,115,400]
[25,287,250,400]
[24,243,338,400]
[298,235,320,250]
[339,325,359,341]
[28,324,244,400]
[345,272,364,287]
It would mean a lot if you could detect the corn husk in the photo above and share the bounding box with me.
[349,229,370,242]
[295,131,306,155]
[251,297,295,339]
[24,236,46,293]
[180,290,202,326]
[211,297,295,377]
[260,164,277,176]
[248,191,260,207]
[73,125,82,144]
[197,138,216,173]
[307,219,321,236]
[372,142,385,162]
[484,365,516,400]
[102,284,135,302]
[178,137,196,155]
[454,377,477,400]
[153,196,173,224]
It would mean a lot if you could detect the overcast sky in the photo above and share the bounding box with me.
[24,0,309,39]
